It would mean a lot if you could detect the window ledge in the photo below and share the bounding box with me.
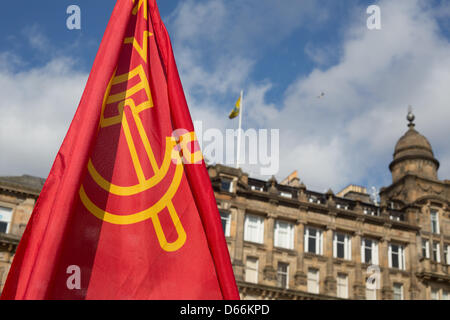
[243,241,266,250]
[361,262,381,269]
[389,268,409,276]
[333,257,354,266]
[274,247,297,256]
[304,252,327,262]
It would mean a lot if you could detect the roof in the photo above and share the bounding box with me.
[390,113,440,171]
[394,126,435,160]
[0,174,45,195]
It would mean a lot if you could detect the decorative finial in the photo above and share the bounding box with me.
[407,105,415,128]
[268,175,278,194]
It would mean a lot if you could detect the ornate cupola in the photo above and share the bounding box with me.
[389,109,439,183]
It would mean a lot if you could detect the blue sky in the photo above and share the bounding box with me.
[1,0,450,194]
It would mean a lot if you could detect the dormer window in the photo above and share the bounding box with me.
[389,211,404,222]
[250,185,264,192]
[363,208,377,216]
[308,195,321,204]
[221,177,234,193]
[280,191,292,199]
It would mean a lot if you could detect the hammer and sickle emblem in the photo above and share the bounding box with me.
[79,65,197,252]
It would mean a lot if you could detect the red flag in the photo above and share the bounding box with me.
[1,0,239,300]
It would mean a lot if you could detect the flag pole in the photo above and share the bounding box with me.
[236,90,243,168]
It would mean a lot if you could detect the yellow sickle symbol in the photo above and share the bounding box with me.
[80,67,188,252]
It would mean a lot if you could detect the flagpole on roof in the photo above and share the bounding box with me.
[236,90,244,169]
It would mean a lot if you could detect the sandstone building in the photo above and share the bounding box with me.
[1,112,449,299]
[210,111,449,300]
[0,175,43,291]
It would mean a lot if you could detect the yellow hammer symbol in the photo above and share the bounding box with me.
[80,67,188,252]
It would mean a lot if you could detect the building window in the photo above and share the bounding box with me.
[363,207,377,216]
[221,178,233,193]
[430,210,439,234]
[361,238,379,265]
[431,288,439,300]
[307,268,319,294]
[422,239,430,259]
[245,257,259,284]
[336,203,349,210]
[432,242,441,263]
[0,206,13,234]
[445,244,450,265]
[244,214,264,244]
[393,283,404,300]
[389,243,406,270]
[277,262,289,289]
[389,212,404,221]
[337,274,348,299]
[279,191,292,199]
[274,220,294,250]
[219,211,231,237]
[443,291,449,300]
[250,185,264,192]
[304,227,323,255]
[333,232,352,260]
[308,195,322,204]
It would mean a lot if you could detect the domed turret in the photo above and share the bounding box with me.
[389,109,439,182]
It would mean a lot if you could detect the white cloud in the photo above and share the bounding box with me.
[22,24,52,54]
[170,0,450,192]
[0,52,23,72]
[168,0,320,56]
[0,56,87,177]
[304,43,338,67]
[169,0,226,43]
[168,0,325,101]
[265,0,450,191]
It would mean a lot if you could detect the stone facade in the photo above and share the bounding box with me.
[0,113,449,299]
[0,175,43,292]
[211,113,449,300]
